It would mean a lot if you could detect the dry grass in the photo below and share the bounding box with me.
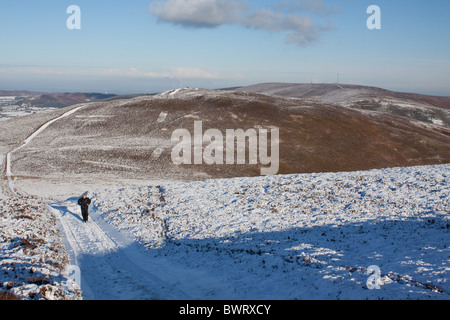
[25,276,52,286]
[0,291,21,300]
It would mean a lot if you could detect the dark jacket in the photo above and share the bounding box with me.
[78,197,91,209]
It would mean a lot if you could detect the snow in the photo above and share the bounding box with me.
[2,158,449,299]
[50,198,192,300]
[157,111,169,123]
[76,164,449,300]
[432,119,445,126]
[157,88,212,100]
[0,196,81,300]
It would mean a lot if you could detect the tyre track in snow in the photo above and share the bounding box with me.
[50,200,191,300]
[5,105,85,196]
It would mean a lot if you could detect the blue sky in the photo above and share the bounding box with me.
[0,0,449,95]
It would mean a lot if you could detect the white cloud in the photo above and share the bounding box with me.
[0,66,65,76]
[171,66,218,79]
[103,66,220,80]
[243,9,321,46]
[149,0,245,28]
[148,0,337,47]
[0,65,221,82]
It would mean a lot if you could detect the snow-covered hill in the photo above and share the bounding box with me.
[239,83,450,127]
[1,164,448,300]
[86,164,450,300]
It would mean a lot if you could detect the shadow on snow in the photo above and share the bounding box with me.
[69,212,449,300]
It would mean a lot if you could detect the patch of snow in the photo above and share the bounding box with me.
[157,111,168,123]
[432,119,444,126]
[81,160,139,171]
[151,147,166,160]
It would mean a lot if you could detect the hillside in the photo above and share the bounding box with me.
[1,86,449,198]
[239,83,450,127]
[0,85,449,300]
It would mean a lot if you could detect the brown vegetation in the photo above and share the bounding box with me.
[0,291,21,300]
[2,87,449,185]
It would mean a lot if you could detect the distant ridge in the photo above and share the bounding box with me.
[239,83,450,109]
[0,90,116,108]
[238,83,450,127]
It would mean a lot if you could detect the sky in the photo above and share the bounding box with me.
[0,0,449,95]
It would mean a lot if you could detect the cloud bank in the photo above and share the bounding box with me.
[149,0,336,47]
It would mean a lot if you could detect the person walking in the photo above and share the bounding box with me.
[77,193,91,223]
